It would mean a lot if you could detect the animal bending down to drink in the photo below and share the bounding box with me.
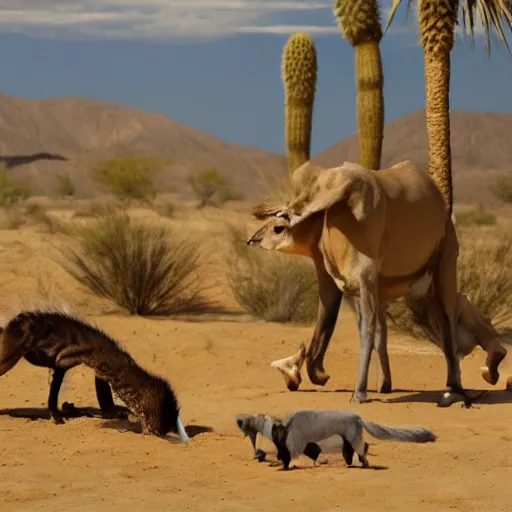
[0,308,123,424]
[0,308,189,442]
[271,409,436,470]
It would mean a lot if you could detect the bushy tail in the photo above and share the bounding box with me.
[362,421,436,443]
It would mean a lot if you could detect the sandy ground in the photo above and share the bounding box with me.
[0,207,512,511]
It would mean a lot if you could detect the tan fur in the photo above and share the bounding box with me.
[247,160,476,406]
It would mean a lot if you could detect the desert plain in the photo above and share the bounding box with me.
[0,201,511,512]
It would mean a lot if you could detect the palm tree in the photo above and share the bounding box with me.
[334,0,385,171]
[385,0,512,215]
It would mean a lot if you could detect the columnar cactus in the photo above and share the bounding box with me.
[281,33,318,175]
[334,0,384,171]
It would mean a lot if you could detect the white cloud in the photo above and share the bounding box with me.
[0,0,417,43]
[0,0,337,42]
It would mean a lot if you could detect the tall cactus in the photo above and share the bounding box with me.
[334,0,384,171]
[281,33,318,175]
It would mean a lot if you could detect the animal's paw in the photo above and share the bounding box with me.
[254,449,267,462]
[61,401,76,412]
[52,415,65,425]
[437,391,458,408]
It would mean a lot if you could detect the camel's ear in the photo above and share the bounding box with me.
[251,203,288,220]
[289,167,376,227]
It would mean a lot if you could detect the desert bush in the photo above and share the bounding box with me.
[491,175,512,203]
[225,224,318,323]
[388,226,512,339]
[24,203,66,234]
[0,208,24,230]
[219,186,243,204]
[455,205,496,226]
[56,174,75,197]
[90,156,163,203]
[0,167,29,207]
[59,210,213,316]
[189,168,226,207]
[72,200,118,218]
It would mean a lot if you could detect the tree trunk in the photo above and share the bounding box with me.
[418,0,457,215]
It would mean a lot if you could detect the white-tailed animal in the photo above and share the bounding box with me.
[271,409,436,470]
[248,160,471,407]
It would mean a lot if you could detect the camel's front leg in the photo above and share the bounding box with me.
[351,273,379,404]
[306,259,343,386]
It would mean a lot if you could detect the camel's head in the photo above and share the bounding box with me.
[246,216,296,253]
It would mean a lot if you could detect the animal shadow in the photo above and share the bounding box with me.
[380,388,512,406]
[0,405,109,421]
[100,417,214,441]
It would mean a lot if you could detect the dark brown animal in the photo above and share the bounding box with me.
[0,309,121,424]
[0,309,189,441]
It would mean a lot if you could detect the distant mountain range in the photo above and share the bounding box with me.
[0,93,510,204]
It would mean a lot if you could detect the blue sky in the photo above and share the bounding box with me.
[0,0,511,156]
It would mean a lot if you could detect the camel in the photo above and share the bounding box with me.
[247,160,506,407]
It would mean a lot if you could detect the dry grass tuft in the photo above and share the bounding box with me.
[58,209,216,316]
[225,223,318,323]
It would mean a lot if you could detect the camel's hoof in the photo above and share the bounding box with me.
[254,449,267,462]
[350,391,368,404]
[378,381,392,394]
[437,390,468,408]
[482,349,507,386]
[307,364,331,386]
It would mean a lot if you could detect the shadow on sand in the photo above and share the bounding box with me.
[296,387,512,406]
[99,417,214,441]
[0,404,125,421]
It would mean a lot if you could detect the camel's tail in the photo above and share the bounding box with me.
[362,421,437,443]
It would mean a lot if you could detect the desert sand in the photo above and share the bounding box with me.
[1,204,512,512]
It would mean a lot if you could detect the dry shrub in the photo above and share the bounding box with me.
[455,205,496,227]
[388,225,512,339]
[457,227,512,326]
[59,210,214,316]
[23,202,67,234]
[225,224,318,323]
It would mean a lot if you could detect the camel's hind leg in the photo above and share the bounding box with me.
[375,304,391,393]
[433,222,465,407]
[351,268,380,404]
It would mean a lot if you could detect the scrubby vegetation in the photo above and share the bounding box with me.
[189,167,239,207]
[388,224,512,338]
[0,166,30,207]
[491,174,512,203]
[455,205,496,226]
[225,224,318,323]
[59,209,214,316]
[90,156,164,203]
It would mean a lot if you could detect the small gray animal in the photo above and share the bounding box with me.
[271,409,437,470]
[236,413,322,464]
